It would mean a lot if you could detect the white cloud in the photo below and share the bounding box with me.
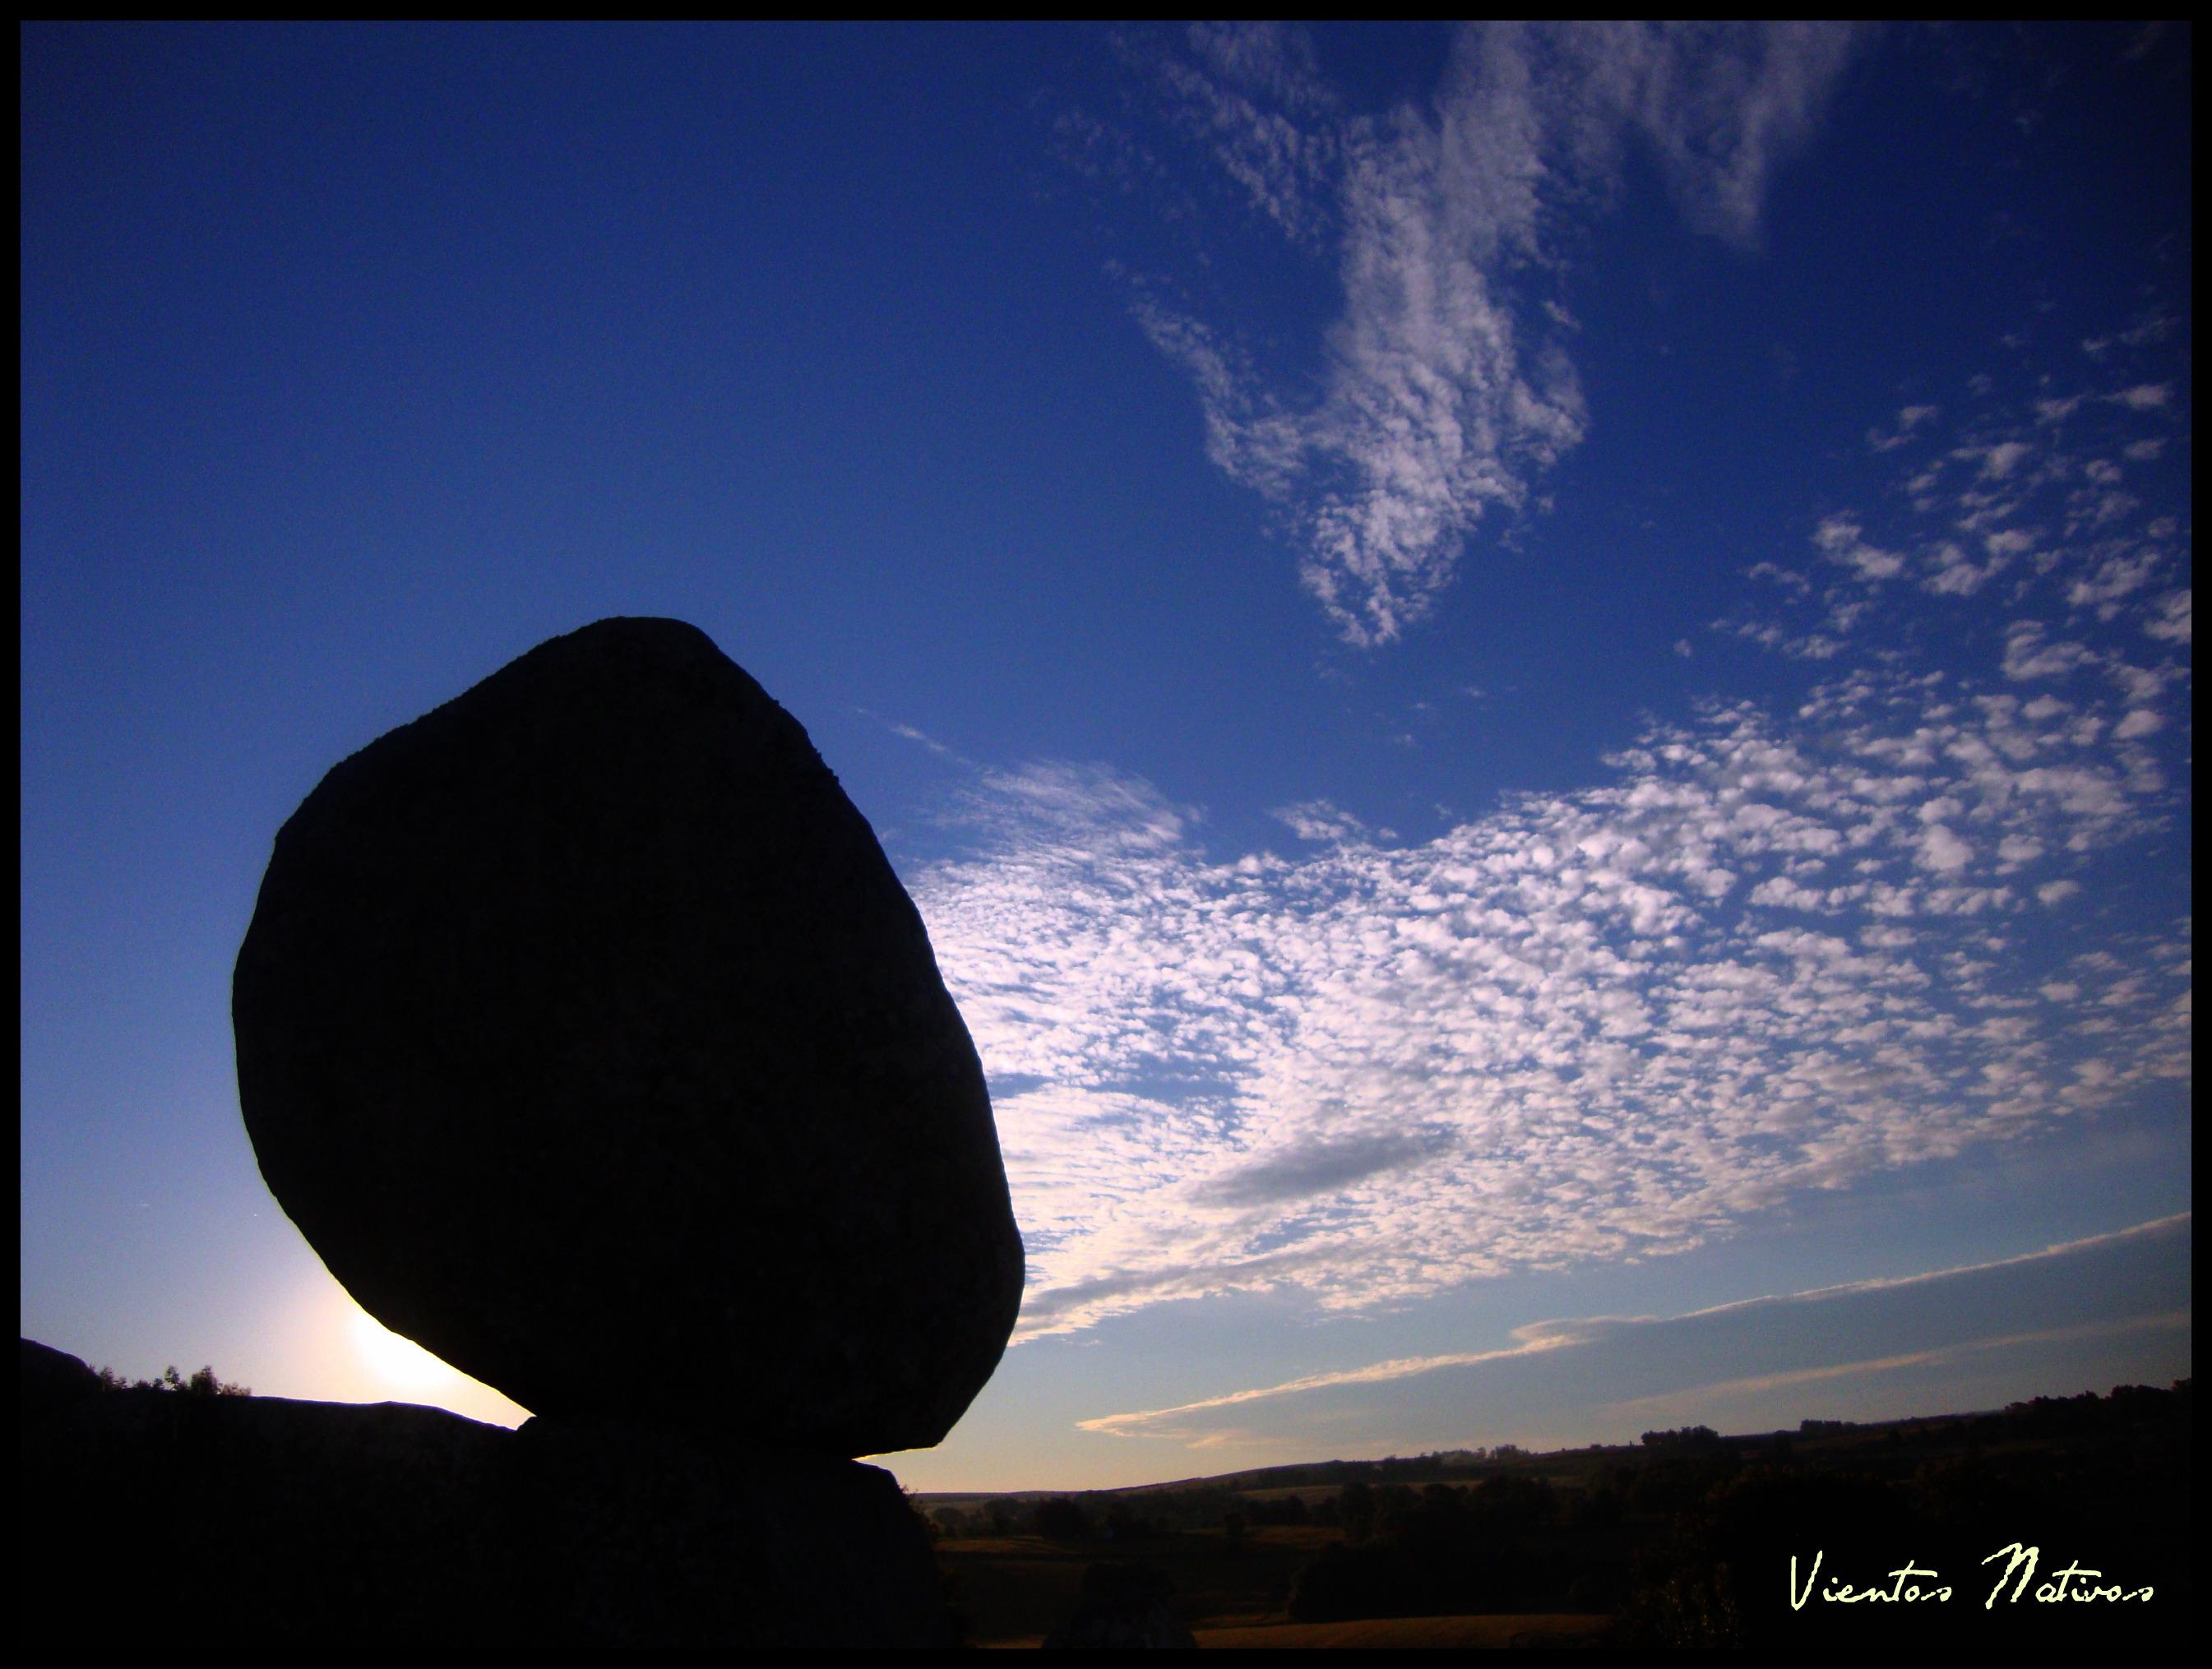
[1748,874,1828,910]
[957,760,1200,858]
[1078,1215,2191,1438]
[1158,24,1337,246]
[1610,21,1869,246]
[1746,561,1812,594]
[1272,800,1379,845]
[1923,541,2006,596]
[1113,22,1863,645]
[1868,403,1939,451]
[1078,1321,1596,1437]
[915,668,2184,1341]
[1717,617,1844,659]
[1034,103,2196,1356]
[2104,383,2172,411]
[2001,621,2099,682]
[1724,356,2187,780]
[1916,824,1973,872]
[1812,514,1904,580]
[2067,548,2160,614]
[1600,1311,2187,1423]
[1127,297,1304,500]
[2113,709,2163,741]
[2143,590,2190,644]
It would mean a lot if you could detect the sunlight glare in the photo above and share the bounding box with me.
[348,1307,462,1394]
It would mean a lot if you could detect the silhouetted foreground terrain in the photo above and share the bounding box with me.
[20,1339,952,1648]
[922,1382,2191,1648]
[21,1337,2188,1649]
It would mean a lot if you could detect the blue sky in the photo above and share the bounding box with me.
[20,22,2191,1491]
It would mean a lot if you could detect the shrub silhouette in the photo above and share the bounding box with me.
[1042,1561,1193,1648]
[1033,1497,1092,1542]
[1289,1476,1570,1621]
[95,1362,251,1397]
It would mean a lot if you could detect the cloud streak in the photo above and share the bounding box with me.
[1079,1214,2191,1439]
[1080,1324,1596,1438]
[1599,1310,2191,1421]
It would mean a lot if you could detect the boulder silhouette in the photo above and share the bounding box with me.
[233,617,1022,1455]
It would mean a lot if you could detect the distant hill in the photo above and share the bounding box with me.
[919,1380,2191,1649]
[917,1380,2191,1507]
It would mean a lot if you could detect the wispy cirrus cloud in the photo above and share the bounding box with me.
[1868,403,1940,451]
[1598,1310,2191,1423]
[1097,22,1866,645]
[1081,1322,1602,1439]
[1155,21,1338,247]
[1078,1214,2191,1441]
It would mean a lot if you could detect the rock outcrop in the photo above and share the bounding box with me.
[232,617,1023,1457]
[19,1340,956,1648]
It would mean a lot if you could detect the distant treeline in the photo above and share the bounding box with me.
[93,1363,252,1398]
[1284,1380,2191,1648]
[1141,1445,1534,1497]
[928,1381,2190,1649]
[928,1488,1242,1543]
[921,1445,1539,1534]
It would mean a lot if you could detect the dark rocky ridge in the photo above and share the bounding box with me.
[232,617,1023,1456]
[20,1339,955,1648]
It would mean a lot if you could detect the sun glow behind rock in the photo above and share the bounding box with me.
[346,1306,468,1396]
[288,1282,530,1426]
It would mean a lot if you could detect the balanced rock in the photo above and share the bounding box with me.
[233,617,1023,1455]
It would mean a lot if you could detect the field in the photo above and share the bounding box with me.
[932,1523,1617,1648]
[1193,1618,1617,1648]
[919,1385,2191,1648]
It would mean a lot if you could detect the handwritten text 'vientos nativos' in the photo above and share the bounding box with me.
[1791,1545,2154,1610]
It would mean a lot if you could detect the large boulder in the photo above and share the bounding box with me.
[233,617,1022,1455]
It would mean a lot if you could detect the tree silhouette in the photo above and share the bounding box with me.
[1032,1497,1092,1542]
[95,1362,251,1397]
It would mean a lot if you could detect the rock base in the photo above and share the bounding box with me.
[20,1340,954,1648]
